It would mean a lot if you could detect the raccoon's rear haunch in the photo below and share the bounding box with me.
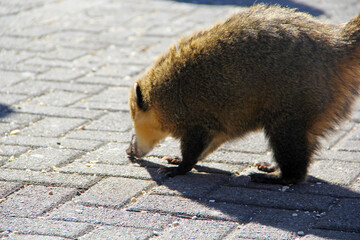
[127,4,360,184]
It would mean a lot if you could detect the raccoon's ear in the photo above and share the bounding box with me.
[134,82,148,111]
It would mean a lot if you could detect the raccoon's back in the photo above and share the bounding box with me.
[148,5,350,136]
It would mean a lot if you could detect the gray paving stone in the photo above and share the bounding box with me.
[0,185,77,218]
[0,156,7,165]
[79,225,152,240]
[60,161,164,181]
[0,156,8,166]
[80,86,130,107]
[0,122,20,136]
[39,80,106,94]
[301,229,360,240]
[19,117,86,137]
[72,100,129,112]
[221,132,269,154]
[85,112,132,132]
[0,70,28,88]
[14,105,104,119]
[308,160,360,185]
[224,223,298,240]
[288,181,360,199]
[95,64,144,79]
[48,202,175,230]
[0,181,22,198]
[352,111,360,123]
[57,137,104,151]
[76,75,123,86]
[2,79,49,96]
[0,50,35,64]
[41,47,88,61]
[74,98,130,113]
[127,194,253,222]
[3,147,83,171]
[3,233,65,240]
[0,112,42,126]
[0,135,102,151]
[151,172,229,198]
[24,56,92,69]
[73,177,155,208]
[315,198,360,233]
[26,90,87,107]
[250,207,317,233]
[0,62,49,74]
[65,129,131,142]
[0,216,92,238]
[76,142,130,165]
[0,37,30,52]
[0,145,30,157]
[154,218,237,240]
[348,126,360,140]
[9,25,60,39]
[0,168,100,188]
[208,186,335,212]
[37,67,87,82]
[335,139,360,152]
[315,149,360,162]
[0,93,27,105]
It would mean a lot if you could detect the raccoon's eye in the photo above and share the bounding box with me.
[135,83,147,111]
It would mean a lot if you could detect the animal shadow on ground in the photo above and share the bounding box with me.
[0,104,14,119]
[171,0,324,16]
[128,155,360,239]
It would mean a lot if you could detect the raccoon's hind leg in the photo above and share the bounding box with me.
[253,119,315,184]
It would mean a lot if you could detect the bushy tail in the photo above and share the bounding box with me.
[343,13,360,46]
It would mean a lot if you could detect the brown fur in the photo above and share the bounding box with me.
[127,4,360,184]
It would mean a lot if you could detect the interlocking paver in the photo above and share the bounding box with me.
[315,198,360,233]
[0,135,103,151]
[0,216,93,238]
[79,225,152,240]
[153,218,237,240]
[0,0,360,239]
[65,129,131,142]
[18,117,86,137]
[73,142,130,165]
[73,177,155,208]
[208,186,336,212]
[84,112,131,132]
[0,168,100,188]
[224,223,298,240]
[48,202,175,230]
[308,160,360,185]
[151,172,229,198]
[37,67,87,82]
[3,147,83,171]
[0,185,77,218]
[25,90,88,107]
[0,181,22,198]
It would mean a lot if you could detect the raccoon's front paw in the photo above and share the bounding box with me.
[255,162,278,173]
[159,166,186,178]
[162,156,182,165]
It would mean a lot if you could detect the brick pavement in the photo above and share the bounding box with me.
[0,0,360,239]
